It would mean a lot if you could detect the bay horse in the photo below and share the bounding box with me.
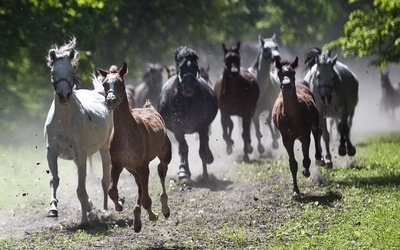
[272,57,324,199]
[379,70,400,121]
[99,63,172,233]
[44,37,112,224]
[214,42,260,162]
[135,63,163,107]
[249,34,282,153]
[303,47,359,168]
[157,46,218,181]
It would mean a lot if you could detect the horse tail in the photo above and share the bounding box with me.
[143,99,153,109]
[303,47,322,72]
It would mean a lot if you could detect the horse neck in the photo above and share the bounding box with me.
[257,55,273,84]
[281,87,300,113]
[53,92,81,120]
[112,92,135,129]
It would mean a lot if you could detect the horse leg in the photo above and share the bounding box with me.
[266,111,280,149]
[320,116,333,168]
[132,173,143,233]
[108,161,124,212]
[346,111,356,156]
[221,113,234,155]
[252,112,265,154]
[175,132,190,180]
[157,134,171,218]
[241,115,253,163]
[75,155,90,224]
[99,144,111,210]
[198,128,214,179]
[300,136,311,178]
[282,138,300,199]
[136,167,158,223]
[47,148,59,218]
[312,126,325,166]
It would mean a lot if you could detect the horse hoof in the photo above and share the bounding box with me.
[163,207,171,218]
[134,222,142,233]
[325,161,333,169]
[272,141,279,149]
[243,154,250,163]
[226,146,233,155]
[316,159,325,167]
[149,213,158,222]
[258,144,265,154]
[292,192,301,202]
[302,170,310,178]
[47,209,58,218]
[347,147,356,156]
[338,146,346,156]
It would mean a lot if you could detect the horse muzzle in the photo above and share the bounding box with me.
[105,92,119,110]
[321,95,332,105]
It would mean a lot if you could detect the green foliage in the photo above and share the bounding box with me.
[329,0,400,68]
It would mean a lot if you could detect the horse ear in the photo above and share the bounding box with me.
[236,41,241,51]
[291,57,299,69]
[222,43,227,53]
[49,49,56,61]
[275,58,282,70]
[119,62,128,77]
[271,33,276,41]
[332,54,338,65]
[97,68,108,78]
[258,35,264,46]
[69,49,75,60]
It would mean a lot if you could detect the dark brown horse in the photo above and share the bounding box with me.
[379,70,400,121]
[158,46,218,181]
[135,63,163,107]
[99,63,172,233]
[272,57,324,199]
[214,42,260,162]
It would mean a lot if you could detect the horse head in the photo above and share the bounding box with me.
[223,42,241,76]
[175,46,200,97]
[315,51,337,105]
[276,57,298,94]
[99,62,128,110]
[259,34,280,63]
[143,63,163,87]
[47,37,79,104]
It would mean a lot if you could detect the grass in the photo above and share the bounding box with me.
[0,132,399,249]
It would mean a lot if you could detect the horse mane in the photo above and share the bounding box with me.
[174,46,199,67]
[304,47,334,72]
[46,37,79,68]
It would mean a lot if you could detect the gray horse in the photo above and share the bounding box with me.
[249,34,281,153]
[303,48,359,168]
[44,37,112,224]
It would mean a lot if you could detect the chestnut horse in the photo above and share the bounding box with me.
[44,38,112,224]
[214,42,260,162]
[99,63,172,233]
[158,46,218,181]
[272,57,324,199]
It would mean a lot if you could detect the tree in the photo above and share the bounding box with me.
[328,0,400,68]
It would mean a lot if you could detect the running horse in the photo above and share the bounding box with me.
[44,37,112,224]
[272,57,324,199]
[99,63,172,233]
[158,46,218,181]
[135,63,164,107]
[303,47,359,168]
[214,42,260,162]
[249,34,282,153]
[379,70,400,121]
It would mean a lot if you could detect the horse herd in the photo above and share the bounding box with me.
[43,35,399,232]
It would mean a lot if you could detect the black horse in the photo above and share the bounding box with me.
[157,46,218,181]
